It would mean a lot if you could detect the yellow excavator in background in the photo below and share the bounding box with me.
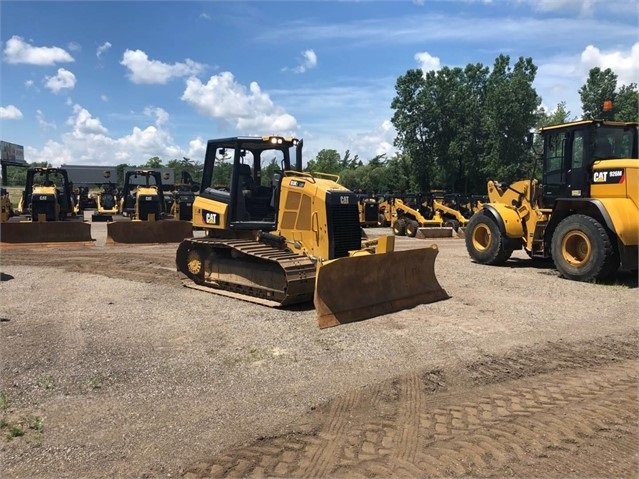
[0,167,93,245]
[176,136,449,328]
[465,118,638,282]
[106,169,193,244]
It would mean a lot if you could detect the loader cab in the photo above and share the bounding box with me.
[199,135,301,231]
[540,120,639,208]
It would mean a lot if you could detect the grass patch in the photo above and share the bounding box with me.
[0,392,9,410]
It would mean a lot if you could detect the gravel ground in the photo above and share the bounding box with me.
[0,225,637,478]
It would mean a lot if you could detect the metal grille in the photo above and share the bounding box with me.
[327,202,361,259]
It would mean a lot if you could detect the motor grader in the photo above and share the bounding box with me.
[1,167,93,245]
[105,169,193,244]
[466,119,638,282]
[176,135,449,328]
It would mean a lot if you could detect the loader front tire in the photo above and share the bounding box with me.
[551,214,618,282]
[393,219,407,236]
[465,213,512,265]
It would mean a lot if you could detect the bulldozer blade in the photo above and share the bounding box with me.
[106,220,193,244]
[314,244,450,328]
[0,221,94,245]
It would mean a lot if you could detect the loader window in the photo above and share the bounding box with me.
[544,132,565,185]
[571,131,584,169]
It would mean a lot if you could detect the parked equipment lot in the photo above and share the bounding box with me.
[0,224,637,479]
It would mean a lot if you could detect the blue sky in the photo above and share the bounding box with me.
[1,0,637,168]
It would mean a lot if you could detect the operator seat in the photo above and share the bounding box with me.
[238,164,256,197]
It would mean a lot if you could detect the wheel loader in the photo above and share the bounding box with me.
[176,135,449,328]
[466,118,638,282]
[1,167,93,245]
[105,169,193,244]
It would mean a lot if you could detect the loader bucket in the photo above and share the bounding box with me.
[0,221,94,245]
[314,244,449,328]
[106,220,193,244]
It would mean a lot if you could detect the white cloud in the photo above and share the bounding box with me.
[199,12,211,20]
[25,103,194,167]
[101,95,109,102]
[348,119,398,159]
[66,104,108,136]
[44,68,77,93]
[181,72,298,134]
[0,105,23,120]
[96,42,112,58]
[67,42,81,52]
[532,0,596,16]
[120,49,205,84]
[144,106,170,126]
[36,110,57,130]
[580,42,639,86]
[293,49,318,73]
[2,35,74,65]
[415,51,441,73]
[536,42,639,117]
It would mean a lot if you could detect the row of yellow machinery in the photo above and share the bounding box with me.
[1,117,637,326]
[357,192,487,236]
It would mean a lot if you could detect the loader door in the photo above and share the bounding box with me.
[566,128,588,198]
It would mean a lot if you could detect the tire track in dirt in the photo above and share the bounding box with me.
[182,337,638,479]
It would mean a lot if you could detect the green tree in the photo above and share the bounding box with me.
[391,68,438,191]
[306,149,342,174]
[144,156,164,168]
[482,55,540,184]
[537,101,573,128]
[614,83,639,122]
[579,67,617,119]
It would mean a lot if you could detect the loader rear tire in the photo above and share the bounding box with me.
[465,213,513,265]
[406,220,419,237]
[393,219,407,236]
[378,213,389,227]
[551,214,619,282]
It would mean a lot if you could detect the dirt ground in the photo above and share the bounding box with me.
[1,221,638,479]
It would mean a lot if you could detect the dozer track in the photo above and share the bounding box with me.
[176,237,317,307]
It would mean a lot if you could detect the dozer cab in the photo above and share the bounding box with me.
[465,118,638,282]
[1,188,17,223]
[106,169,192,244]
[92,169,120,222]
[92,182,120,222]
[357,194,380,227]
[169,171,199,222]
[176,136,449,328]
[1,167,93,245]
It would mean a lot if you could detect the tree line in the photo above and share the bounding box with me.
[4,58,637,196]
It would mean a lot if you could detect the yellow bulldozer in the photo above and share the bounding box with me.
[1,167,93,245]
[176,135,449,328]
[105,169,193,244]
[357,194,380,227]
[465,118,638,282]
